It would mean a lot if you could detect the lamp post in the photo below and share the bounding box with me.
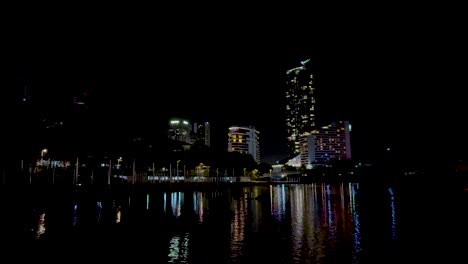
[176,160,180,176]
[117,157,123,183]
[41,148,48,158]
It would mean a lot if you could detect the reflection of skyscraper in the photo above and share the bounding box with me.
[285,59,316,156]
[230,197,247,258]
[193,192,206,223]
[270,184,286,221]
[168,233,190,263]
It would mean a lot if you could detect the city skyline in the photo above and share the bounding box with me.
[3,6,467,165]
[5,50,465,164]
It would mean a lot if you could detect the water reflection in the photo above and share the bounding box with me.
[96,201,102,223]
[164,192,184,217]
[10,183,404,263]
[285,183,362,263]
[146,194,149,210]
[193,192,206,223]
[389,187,397,240]
[350,183,361,263]
[270,184,287,221]
[230,195,247,259]
[34,212,46,239]
[116,206,121,224]
[168,233,190,263]
[72,203,78,226]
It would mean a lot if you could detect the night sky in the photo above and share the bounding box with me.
[4,5,467,164]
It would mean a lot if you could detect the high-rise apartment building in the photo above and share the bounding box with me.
[168,119,192,144]
[227,126,260,163]
[299,121,352,168]
[193,122,211,147]
[168,118,211,150]
[285,59,316,156]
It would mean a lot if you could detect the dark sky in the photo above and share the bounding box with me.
[5,4,467,163]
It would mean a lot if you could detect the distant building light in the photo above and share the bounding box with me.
[170,120,180,124]
[348,124,352,131]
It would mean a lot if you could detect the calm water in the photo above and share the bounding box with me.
[1,181,466,263]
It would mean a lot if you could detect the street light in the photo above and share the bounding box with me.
[41,148,48,158]
[117,157,123,182]
[176,160,180,176]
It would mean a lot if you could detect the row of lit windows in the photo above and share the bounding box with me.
[229,142,249,145]
[229,148,249,152]
[231,139,247,143]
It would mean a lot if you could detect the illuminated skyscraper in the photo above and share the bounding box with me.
[299,121,352,168]
[168,118,211,151]
[285,59,316,156]
[227,126,260,163]
[168,119,192,144]
[193,121,211,148]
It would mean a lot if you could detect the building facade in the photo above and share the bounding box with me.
[227,126,260,163]
[193,121,211,147]
[168,118,211,150]
[285,59,316,156]
[299,121,351,168]
[168,119,192,144]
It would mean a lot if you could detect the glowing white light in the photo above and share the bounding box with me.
[146,194,149,210]
[183,121,188,125]
[116,208,121,224]
[301,59,310,65]
[170,120,180,124]
[35,213,46,239]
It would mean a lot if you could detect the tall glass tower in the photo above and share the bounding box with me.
[285,59,316,156]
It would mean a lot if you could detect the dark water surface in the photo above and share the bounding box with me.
[1,181,466,263]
